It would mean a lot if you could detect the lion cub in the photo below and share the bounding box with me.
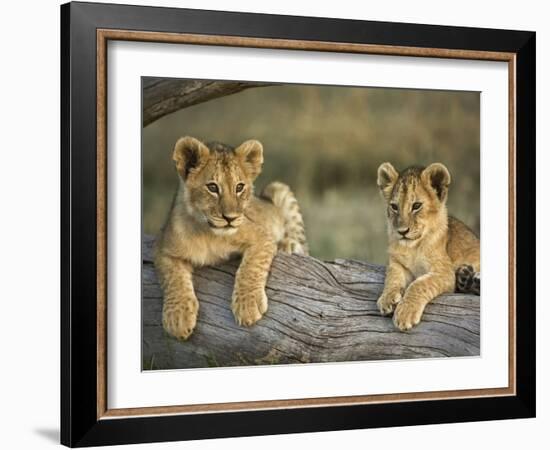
[376,162,480,331]
[155,136,307,340]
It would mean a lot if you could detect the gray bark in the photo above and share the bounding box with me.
[143,78,272,126]
[142,235,480,370]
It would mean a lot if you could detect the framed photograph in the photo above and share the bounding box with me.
[61,1,535,447]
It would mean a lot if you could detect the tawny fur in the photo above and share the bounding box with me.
[376,162,480,331]
[155,136,307,340]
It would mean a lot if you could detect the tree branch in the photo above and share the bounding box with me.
[143,78,272,126]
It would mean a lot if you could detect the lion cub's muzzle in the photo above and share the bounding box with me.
[207,213,244,231]
[395,228,422,242]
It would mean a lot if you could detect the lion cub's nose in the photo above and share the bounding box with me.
[398,227,410,236]
[222,213,239,224]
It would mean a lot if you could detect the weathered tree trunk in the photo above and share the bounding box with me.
[142,235,480,370]
[143,78,272,126]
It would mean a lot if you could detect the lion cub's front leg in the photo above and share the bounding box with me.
[393,270,455,331]
[155,254,199,340]
[231,241,277,326]
[377,260,411,315]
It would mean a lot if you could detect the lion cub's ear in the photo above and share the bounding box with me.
[422,163,451,202]
[172,136,210,179]
[235,140,264,180]
[377,162,399,200]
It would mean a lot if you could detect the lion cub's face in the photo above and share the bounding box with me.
[377,162,451,245]
[172,137,263,235]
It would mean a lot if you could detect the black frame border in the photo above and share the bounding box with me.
[61,2,535,447]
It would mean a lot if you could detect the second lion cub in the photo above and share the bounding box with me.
[376,162,480,331]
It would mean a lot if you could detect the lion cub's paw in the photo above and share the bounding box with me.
[232,289,268,326]
[377,290,402,316]
[278,237,307,256]
[162,298,199,340]
[278,237,295,254]
[456,264,480,296]
[393,300,425,331]
[472,272,480,296]
[456,264,475,293]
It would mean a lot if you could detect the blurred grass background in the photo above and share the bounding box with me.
[143,83,479,265]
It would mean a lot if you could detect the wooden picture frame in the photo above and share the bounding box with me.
[61,1,535,447]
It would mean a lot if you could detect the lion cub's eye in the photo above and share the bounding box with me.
[236,183,245,193]
[390,203,399,212]
[206,183,219,194]
[412,202,423,211]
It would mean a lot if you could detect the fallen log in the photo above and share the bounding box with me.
[142,235,480,370]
